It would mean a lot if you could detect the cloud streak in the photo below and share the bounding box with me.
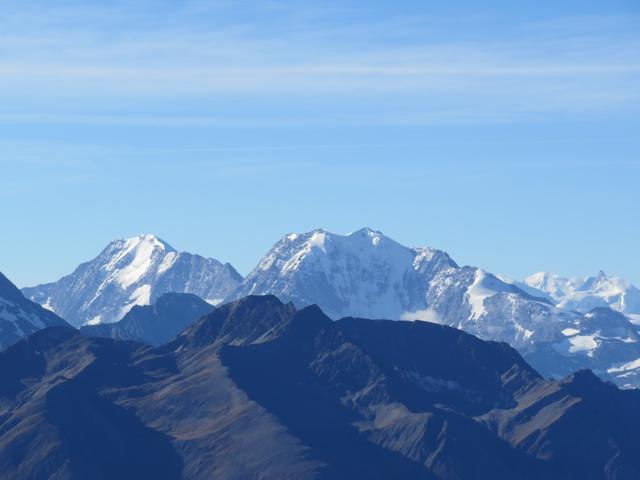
[0,1,638,123]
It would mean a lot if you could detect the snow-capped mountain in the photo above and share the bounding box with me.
[524,307,640,389]
[0,271,70,350]
[19,227,640,389]
[521,271,640,323]
[23,234,242,327]
[230,228,577,348]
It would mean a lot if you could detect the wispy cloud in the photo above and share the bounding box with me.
[0,1,638,124]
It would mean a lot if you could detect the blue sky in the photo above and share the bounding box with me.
[1,0,639,287]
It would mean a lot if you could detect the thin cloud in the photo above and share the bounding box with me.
[0,2,638,122]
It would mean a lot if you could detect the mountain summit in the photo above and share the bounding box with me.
[23,234,242,327]
[230,228,571,348]
[522,271,640,322]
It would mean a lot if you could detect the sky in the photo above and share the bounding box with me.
[1,0,639,287]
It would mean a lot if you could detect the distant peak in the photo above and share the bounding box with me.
[349,227,383,237]
[110,234,176,253]
[282,229,326,243]
[526,271,555,281]
[580,270,612,290]
[230,294,285,308]
[139,233,161,241]
[529,271,547,278]
[278,227,434,254]
[132,234,174,250]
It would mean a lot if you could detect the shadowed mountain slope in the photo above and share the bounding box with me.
[1,295,639,479]
[0,270,70,350]
[80,292,214,346]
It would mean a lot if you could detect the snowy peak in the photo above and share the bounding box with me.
[524,272,571,299]
[23,235,242,327]
[231,228,566,348]
[523,270,640,320]
[347,227,387,246]
[578,270,621,293]
[100,234,177,289]
[255,228,427,276]
[106,234,175,254]
[235,228,452,320]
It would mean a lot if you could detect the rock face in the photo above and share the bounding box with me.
[521,271,640,323]
[0,270,70,350]
[230,228,576,348]
[23,234,242,327]
[80,292,214,346]
[1,295,639,480]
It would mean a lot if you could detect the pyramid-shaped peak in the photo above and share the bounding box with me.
[122,234,175,252]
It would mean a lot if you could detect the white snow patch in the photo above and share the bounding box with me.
[412,248,437,267]
[608,358,640,374]
[279,230,329,274]
[628,314,640,325]
[401,308,441,324]
[515,323,535,341]
[466,270,495,320]
[103,234,171,289]
[157,251,178,275]
[553,334,600,357]
[130,284,151,305]
[567,335,599,353]
[41,298,56,313]
[112,240,156,288]
[308,231,327,252]
[562,328,580,336]
[86,315,102,326]
[113,284,152,322]
[206,298,224,306]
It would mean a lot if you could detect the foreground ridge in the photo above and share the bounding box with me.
[1,295,638,479]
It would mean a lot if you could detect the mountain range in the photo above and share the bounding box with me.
[518,271,640,323]
[522,307,640,389]
[16,228,640,389]
[233,228,572,347]
[1,295,639,480]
